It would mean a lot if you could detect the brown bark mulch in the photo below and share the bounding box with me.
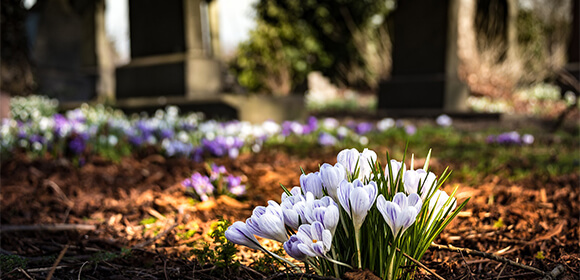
[1,148,578,279]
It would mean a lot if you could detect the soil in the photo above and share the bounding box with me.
[1,144,579,280]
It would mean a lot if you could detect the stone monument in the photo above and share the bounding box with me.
[377,0,468,115]
[115,0,222,101]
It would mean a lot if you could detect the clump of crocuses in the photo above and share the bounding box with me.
[486,131,534,146]
[182,163,246,201]
[226,148,468,279]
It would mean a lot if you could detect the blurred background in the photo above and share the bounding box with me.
[1,0,578,122]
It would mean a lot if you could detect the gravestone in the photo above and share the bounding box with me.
[378,0,468,114]
[116,0,222,100]
[27,0,108,102]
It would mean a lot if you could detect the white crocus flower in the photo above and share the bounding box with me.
[337,179,378,268]
[246,201,288,243]
[319,162,346,202]
[426,189,457,229]
[403,168,437,200]
[376,192,422,238]
[337,148,377,181]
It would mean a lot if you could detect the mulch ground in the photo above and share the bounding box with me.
[1,145,578,279]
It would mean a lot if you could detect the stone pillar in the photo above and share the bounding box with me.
[378,0,468,114]
[184,0,222,98]
[116,0,222,100]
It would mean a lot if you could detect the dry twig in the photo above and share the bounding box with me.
[46,244,69,280]
[133,220,177,249]
[265,272,339,280]
[431,243,548,277]
[0,224,96,233]
[394,246,446,280]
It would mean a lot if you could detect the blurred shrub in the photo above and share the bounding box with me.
[10,95,59,121]
[228,0,392,95]
[516,1,571,84]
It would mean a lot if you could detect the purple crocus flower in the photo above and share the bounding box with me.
[302,116,318,134]
[68,133,89,155]
[210,163,227,181]
[436,114,452,127]
[226,174,246,196]
[185,172,215,201]
[496,131,520,145]
[405,124,417,135]
[355,122,374,135]
[318,132,337,146]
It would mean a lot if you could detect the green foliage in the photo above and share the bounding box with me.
[250,248,287,274]
[0,254,28,272]
[90,248,132,263]
[229,0,392,94]
[192,219,240,270]
[139,217,157,225]
[493,217,505,229]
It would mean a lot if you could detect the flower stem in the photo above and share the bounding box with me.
[326,257,353,269]
[331,247,340,278]
[386,245,397,280]
[355,228,362,268]
[262,248,302,273]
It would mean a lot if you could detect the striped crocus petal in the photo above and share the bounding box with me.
[246,201,288,242]
[377,193,421,238]
[225,221,263,251]
[319,162,346,201]
[283,235,308,260]
[300,172,324,199]
[295,222,332,258]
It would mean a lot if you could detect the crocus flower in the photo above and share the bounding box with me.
[281,186,303,202]
[405,124,417,135]
[385,159,406,189]
[522,134,534,145]
[376,192,422,238]
[355,122,374,135]
[280,191,306,229]
[337,179,378,230]
[319,162,346,201]
[187,172,215,201]
[337,148,377,181]
[246,201,288,242]
[225,221,263,251]
[426,189,457,229]
[298,193,340,235]
[403,169,437,200]
[294,221,332,258]
[300,172,324,199]
[210,163,227,181]
[318,132,338,146]
[226,175,246,196]
[377,118,395,131]
[436,114,452,127]
[283,235,309,260]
